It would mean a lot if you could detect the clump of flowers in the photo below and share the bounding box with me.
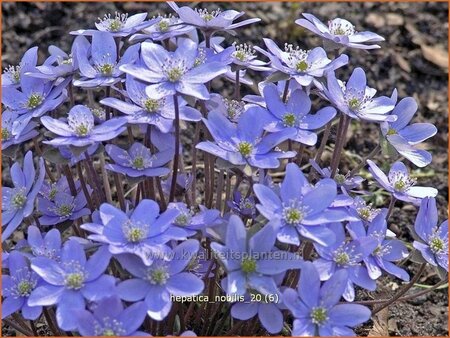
[1,3,447,337]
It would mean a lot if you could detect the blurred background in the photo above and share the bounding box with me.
[2,2,448,336]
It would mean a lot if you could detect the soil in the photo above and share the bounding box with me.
[1,2,448,336]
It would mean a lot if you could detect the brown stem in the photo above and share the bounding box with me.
[330,114,350,177]
[169,94,180,203]
[349,144,381,176]
[3,318,33,336]
[76,162,94,212]
[314,120,333,166]
[113,173,126,211]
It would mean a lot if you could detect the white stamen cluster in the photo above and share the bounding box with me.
[333,245,361,266]
[122,219,149,243]
[343,87,373,112]
[222,97,245,121]
[284,44,311,72]
[146,266,170,285]
[95,54,116,77]
[98,12,128,32]
[63,260,87,290]
[388,171,416,192]
[282,199,308,225]
[232,42,255,62]
[162,58,188,82]
[94,317,126,336]
[4,65,21,84]
[195,8,222,22]
[328,19,356,36]
[7,269,38,298]
[68,109,95,137]
[174,209,194,226]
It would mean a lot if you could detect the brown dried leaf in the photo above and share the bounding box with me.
[421,44,449,70]
[368,307,389,336]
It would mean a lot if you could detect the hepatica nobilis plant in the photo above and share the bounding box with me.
[1,2,447,337]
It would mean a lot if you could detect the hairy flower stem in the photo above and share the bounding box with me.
[190,123,201,205]
[215,169,225,210]
[29,320,38,336]
[372,263,427,315]
[353,279,447,306]
[223,171,232,213]
[314,121,333,165]
[349,144,381,176]
[99,153,113,204]
[43,308,63,336]
[105,86,112,120]
[113,173,126,211]
[330,114,350,177]
[85,151,106,203]
[76,162,94,212]
[386,195,397,221]
[3,318,33,336]
[282,79,290,102]
[33,137,56,182]
[169,94,181,203]
[234,69,241,100]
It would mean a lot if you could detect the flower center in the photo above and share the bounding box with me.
[282,113,297,127]
[99,63,114,76]
[389,171,416,192]
[12,190,26,209]
[430,237,445,254]
[348,98,361,111]
[310,307,328,325]
[68,108,95,137]
[132,156,145,169]
[284,208,304,225]
[122,220,148,243]
[98,12,128,32]
[386,128,397,136]
[195,8,221,22]
[17,280,34,296]
[158,19,170,32]
[90,107,106,120]
[328,19,355,36]
[237,142,253,157]
[4,65,21,83]
[174,212,192,226]
[334,173,346,185]
[241,258,257,274]
[147,267,169,285]
[296,60,309,72]
[334,251,350,265]
[57,203,74,217]
[103,329,116,336]
[232,43,255,62]
[64,272,85,290]
[2,128,11,141]
[27,94,43,109]
[144,98,160,112]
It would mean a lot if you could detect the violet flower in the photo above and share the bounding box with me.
[105,142,173,178]
[253,163,340,246]
[313,223,377,301]
[296,13,384,50]
[2,251,43,320]
[413,197,448,272]
[26,225,62,261]
[197,108,296,168]
[381,95,437,168]
[73,32,140,88]
[167,2,261,34]
[100,72,201,133]
[254,40,348,87]
[37,191,90,226]
[283,262,371,336]
[58,144,100,166]
[349,196,382,223]
[39,176,80,202]
[2,151,45,242]
[167,202,221,236]
[115,240,204,320]
[76,296,148,336]
[259,83,336,145]
[72,12,156,37]
[205,93,246,122]
[28,240,115,331]
[120,38,227,100]
[2,47,38,87]
[321,67,396,122]
[367,160,438,204]
[210,215,303,297]
[130,14,195,42]
[81,200,187,265]
[2,75,68,136]
[347,211,410,281]
[227,190,257,219]
[2,110,38,150]
[41,105,126,147]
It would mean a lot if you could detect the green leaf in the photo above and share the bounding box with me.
[414,282,448,289]
[264,71,290,83]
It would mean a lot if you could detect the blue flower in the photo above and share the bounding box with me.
[72,12,156,37]
[197,108,296,168]
[115,240,204,321]
[321,67,396,122]
[259,83,336,145]
[253,163,342,246]
[296,13,384,50]
[413,197,448,272]
[81,200,187,265]
[73,32,140,88]
[167,2,261,33]
[2,151,45,241]
[130,14,195,42]
[100,72,201,133]
[120,38,227,100]
[367,160,438,205]
[381,94,437,167]
[2,47,38,87]
[2,251,43,320]
[167,202,221,236]
[41,105,127,147]
[76,296,148,336]
[255,39,348,87]
[105,142,173,178]
[26,225,62,261]
[283,262,371,336]
[347,211,410,281]
[38,191,90,226]
[313,223,377,301]
[211,215,303,297]
[2,110,38,150]
[28,240,115,331]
